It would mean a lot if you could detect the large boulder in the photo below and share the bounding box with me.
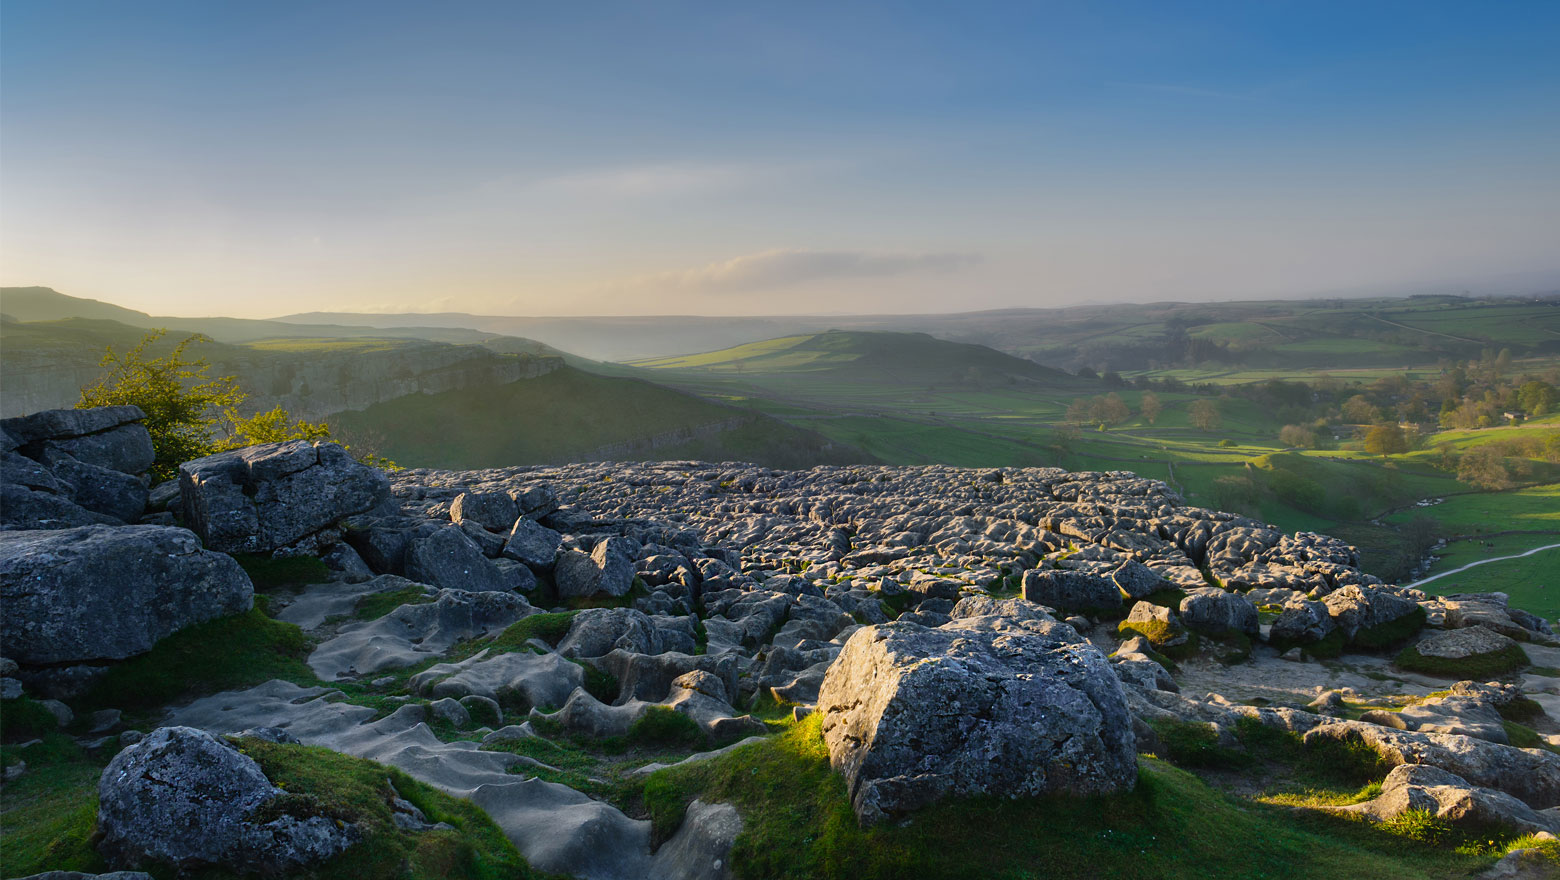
[1178,587,1259,638]
[98,726,358,874]
[554,536,639,599]
[0,406,154,475]
[1323,585,1423,643]
[1021,568,1122,613]
[404,524,513,592]
[0,525,253,665]
[817,614,1137,824]
[179,441,390,554]
[1341,764,1560,836]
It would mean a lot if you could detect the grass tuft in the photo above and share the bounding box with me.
[78,608,313,714]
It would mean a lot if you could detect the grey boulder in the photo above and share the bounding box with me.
[817,614,1136,824]
[554,536,639,599]
[97,726,358,874]
[1178,588,1259,638]
[179,440,390,554]
[1022,568,1122,613]
[405,524,513,592]
[0,525,252,665]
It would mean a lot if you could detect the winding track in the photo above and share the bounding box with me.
[1407,542,1560,589]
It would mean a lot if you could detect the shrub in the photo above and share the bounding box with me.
[77,330,243,479]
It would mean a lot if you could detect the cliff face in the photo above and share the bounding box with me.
[0,337,562,420]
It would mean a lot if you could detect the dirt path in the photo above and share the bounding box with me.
[1407,542,1560,589]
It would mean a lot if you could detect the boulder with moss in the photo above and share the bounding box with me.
[1397,626,1530,679]
[818,613,1137,824]
[97,726,359,874]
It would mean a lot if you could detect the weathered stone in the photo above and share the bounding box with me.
[0,406,145,447]
[1343,764,1560,836]
[450,491,520,532]
[1178,587,1259,638]
[818,615,1136,824]
[97,727,358,874]
[0,483,119,531]
[44,424,156,476]
[1111,560,1167,600]
[179,440,390,554]
[42,452,148,523]
[554,536,639,599]
[405,524,512,592]
[1414,626,1523,662]
[0,526,252,665]
[1021,568,1122,613]
[1323,585,1422,642]
[557,607,664,659]
[502,517,563,571]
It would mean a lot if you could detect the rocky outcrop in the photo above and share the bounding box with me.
[1,406,155,530]
[179,440,390,554]
[0,525,252,665]
[1341,764,1560,836]
[97,726,358,874]
[817,612,1136,824]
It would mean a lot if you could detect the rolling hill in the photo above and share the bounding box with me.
[329,365,873,469]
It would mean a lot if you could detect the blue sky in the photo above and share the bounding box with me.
[3,1,1558,316]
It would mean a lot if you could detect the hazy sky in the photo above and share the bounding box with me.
[3,1,1558,318]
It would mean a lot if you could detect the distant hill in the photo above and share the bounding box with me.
[330,365,873,469]
[0,287,568,353]
[0,315,561,419]
[630,330,1071,387]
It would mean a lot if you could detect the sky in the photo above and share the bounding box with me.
[3,1,1559,318]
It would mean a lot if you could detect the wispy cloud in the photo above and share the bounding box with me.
[536,162,785,198]
[640,248,981,294]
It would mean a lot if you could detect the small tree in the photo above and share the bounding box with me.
[1362,423,1408,457]
[1278,424,1318,449]
[1189,398,1221,432]
[78,331,244,479]
[1139,391,1162,425]
[1341,394,1380,424]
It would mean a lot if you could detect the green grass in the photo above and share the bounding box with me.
[234,737,547,880]
[1395,640,1530,679]
[354,586,433,621]
[0,734,551,880]
[0,736,105,875]
[235,554,332,593]
[0,696,61,743]
[641,714,1494,879]
[626,707,705,749]
[78,608,314,715]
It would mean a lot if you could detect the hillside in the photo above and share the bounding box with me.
[329,365,873,469]
[629,330,1070,385]
[0,315,562,419]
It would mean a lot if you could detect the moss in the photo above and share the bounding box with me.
[575,662,620,704]
[1352,606,1429,650]
[234,554,331,593]
[353,586,433,621]
[1302,629,1347,660]
[626,707,705,750]
[1498,696,1545,722]
[459,611,579,659]
[79,608,313,714]
[642,714,1493,879]
[0,697,60,743]
[1142,587,1188,609]
[1394,641,1530,679]
[1204,631,1253,665]
[234,737,549,879]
